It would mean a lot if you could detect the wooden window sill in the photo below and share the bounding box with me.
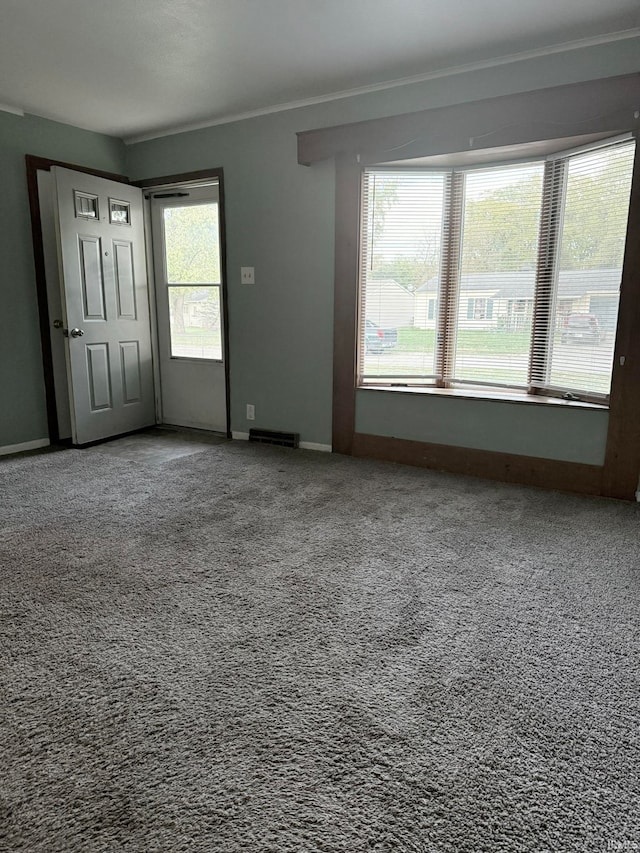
[358,383,607,411]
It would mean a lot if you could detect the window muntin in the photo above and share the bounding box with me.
[359,137,635,402]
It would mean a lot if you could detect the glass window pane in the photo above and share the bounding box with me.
[453,163,544,387]
[168,286,222,360]
[110,199,130,225]
[547,142,635,397]
[75,191,98,219]
[163,203,220,284]
[360,171,446,382]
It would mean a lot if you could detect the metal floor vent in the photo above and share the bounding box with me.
[249,428,299,449]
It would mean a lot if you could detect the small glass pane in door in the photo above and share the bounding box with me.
[168,285,222,360]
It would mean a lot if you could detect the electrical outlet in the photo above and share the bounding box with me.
[246,403,255,420]
[241,266,255,284]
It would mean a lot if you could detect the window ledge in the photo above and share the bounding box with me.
[358,384,607,410]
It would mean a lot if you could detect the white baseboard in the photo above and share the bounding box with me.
[299,441,332,452]
[231,431,331,453]
[0,438,50,457]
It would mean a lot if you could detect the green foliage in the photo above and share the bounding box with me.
[558,157,632,270]
[163,203,220,334]
[397,328,531,354]
[372,154,633,286]
[371,176,398,241]
[372,253,438,292]
[461,175,543,273]
[164,203,220,284]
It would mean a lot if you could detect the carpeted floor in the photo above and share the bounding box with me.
[1,439,639,852]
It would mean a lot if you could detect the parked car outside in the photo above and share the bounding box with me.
[365,319,398,353]
[560,313,601,344]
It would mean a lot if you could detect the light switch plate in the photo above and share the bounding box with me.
[241,266,255,284]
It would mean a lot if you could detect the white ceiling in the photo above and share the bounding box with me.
[0,0,638,142]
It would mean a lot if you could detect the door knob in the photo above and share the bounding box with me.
[69,328,85,338]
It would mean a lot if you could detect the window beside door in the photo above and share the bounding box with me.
[162,202,222,360]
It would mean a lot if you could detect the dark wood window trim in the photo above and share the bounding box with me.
[602,143,640,499]
[358,385,604,411]
[25,155,130,443]
[327,86,640,499]
[132,168,231,439]
[134,168,224,189]
[352,433,604,497]
[298,74,640,167]
[332,155,362,455]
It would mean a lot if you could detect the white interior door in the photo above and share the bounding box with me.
[53,166,155,444]
[150,184,227,433]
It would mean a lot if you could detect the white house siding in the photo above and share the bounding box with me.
[415,289,503,330]
[414,290,436,329]
[364,279,414,327]
[413,270,621,333]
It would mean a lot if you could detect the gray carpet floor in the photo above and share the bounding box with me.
[1,440,639,852]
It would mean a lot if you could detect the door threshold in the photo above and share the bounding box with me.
[155,424,230,441]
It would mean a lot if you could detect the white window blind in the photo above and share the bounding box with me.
[359,135,636,402]
[448,163,544,389]
[530,139,636,400]
[360,171,446,383]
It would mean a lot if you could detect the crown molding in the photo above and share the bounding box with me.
[124,27,640,145]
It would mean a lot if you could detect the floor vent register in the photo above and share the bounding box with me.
[248,428,299,449]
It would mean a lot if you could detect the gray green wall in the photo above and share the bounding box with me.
[356,391,609,464]
[128,116,337,446]
[0,111,125,448]
[3,37,639,461]
[126,38,640,462]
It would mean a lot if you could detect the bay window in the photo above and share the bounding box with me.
[359,135,636,403]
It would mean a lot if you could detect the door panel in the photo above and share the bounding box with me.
[53,166,155,444]
[150,184,227,433]
[86,344,112,410]
[120,341,142,403]
[114,242,137,319]
[79,236,106,319]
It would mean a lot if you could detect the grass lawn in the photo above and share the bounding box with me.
[397,327,531,354]
[368,327,612,394]
[172,326,220,347]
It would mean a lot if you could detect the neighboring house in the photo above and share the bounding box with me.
[183,290,216,328]
[363,278,414,328]
[413,269,621,332]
